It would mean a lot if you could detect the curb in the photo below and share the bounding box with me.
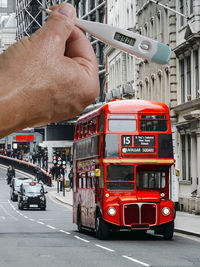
[175,228,200,238]
[55,196,73,207]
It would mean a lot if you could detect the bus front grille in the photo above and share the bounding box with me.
[124,203,156,226]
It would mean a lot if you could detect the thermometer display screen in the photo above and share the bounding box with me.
[114,32,136,46]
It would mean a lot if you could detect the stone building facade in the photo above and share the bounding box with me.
[173,0,200,214]
[105,0,136,100]
[136,0,179,205]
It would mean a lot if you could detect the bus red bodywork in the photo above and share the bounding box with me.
[73,100,175,239]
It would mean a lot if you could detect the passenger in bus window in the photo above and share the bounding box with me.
[0,2,99,139]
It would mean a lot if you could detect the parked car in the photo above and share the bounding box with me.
[10,177,33,201]
[18,182,47,210]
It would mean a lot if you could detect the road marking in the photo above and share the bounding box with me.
[37,221,45,225]
[24,216,28,219]
[95,244,115,252]
[122,255,150,267]
[19,213,23,216]
[29,218,35,222]
[59,229,70,235]
[74,235,90,243]
[47,225,57,230]
[0,204,18,221]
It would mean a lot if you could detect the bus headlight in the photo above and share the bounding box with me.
[162,207,170,216]
[107,207,116,216]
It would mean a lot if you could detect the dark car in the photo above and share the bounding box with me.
[18,182,47,210]
[10,177,33,201]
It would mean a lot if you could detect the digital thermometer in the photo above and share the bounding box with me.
[39,7,171,64]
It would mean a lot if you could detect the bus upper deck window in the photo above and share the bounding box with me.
[140,115,167,132]
[98,115,105,132]
[92,118,97,134]
[88,121,92,135]
[83,123,88,137]
[108,114,136,132]
[80,124,83,138]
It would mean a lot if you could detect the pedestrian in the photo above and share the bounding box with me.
[68,168,73,189]
[36,169,44,183]
[7,165,15,184]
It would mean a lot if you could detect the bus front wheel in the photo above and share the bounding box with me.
[162,220,174,240]
[95,214,109,240]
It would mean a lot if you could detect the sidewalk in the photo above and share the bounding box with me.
[47,182,200,237]
[47,180,73,206]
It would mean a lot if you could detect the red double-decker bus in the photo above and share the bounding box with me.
[73,99,175,240]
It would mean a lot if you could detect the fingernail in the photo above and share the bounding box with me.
[57,3,74,19]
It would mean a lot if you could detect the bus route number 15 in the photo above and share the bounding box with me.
[122,135,132,146]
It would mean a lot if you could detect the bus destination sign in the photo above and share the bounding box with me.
[122,147,155,153]
[134,135,155,146]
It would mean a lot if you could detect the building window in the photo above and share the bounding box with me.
[179,0,184,26]
[187,135,191,181]
[180,59,185,103]
[181,135,186,180]
[186,56,191,101]
[0,0,7,8]
[190,0,193,14]
[194,50,199,98]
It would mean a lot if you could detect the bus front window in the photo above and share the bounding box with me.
[106,165,134,190]
[137,171,166,189]
[109,120,136,132]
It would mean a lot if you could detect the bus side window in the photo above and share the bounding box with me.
[82,173,86,188]
[83,123,87,138]
[99,167,104,188]
[88,121,92,135]
[78,173,82,188]
[92,118,97,134]
[98,115,105,133]
[80,124,83,138]
[87,172,91,188]
[91,171,95,188]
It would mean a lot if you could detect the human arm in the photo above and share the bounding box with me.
[0,3,99,138]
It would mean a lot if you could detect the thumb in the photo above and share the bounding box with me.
[35,3,76,53]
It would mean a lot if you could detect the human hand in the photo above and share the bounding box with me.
[0,3,99,138]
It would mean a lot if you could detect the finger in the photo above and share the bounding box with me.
[32,3,76,54]
[65,26,98,70]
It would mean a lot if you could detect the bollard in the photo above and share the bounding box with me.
[57,178,59,193]
[63,178,65,197]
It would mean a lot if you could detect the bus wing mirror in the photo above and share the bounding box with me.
[95,169,101,177]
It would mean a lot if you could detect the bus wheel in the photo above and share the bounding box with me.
[163,220,174,240]
[95,214,109,240]
[77,207,83,233]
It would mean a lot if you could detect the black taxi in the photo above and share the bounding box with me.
[18,182,47,210]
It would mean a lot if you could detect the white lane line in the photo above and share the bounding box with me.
[59,229,70,235]
[95,244,115,252]
[47,225,57,230]
[29,218,35,222]
[74,235,90,243]
[19,213,23,216]
[123,255,150,267]
[37,221,45,225]
[24,216,28,219]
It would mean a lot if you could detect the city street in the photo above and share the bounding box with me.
[0,167,199,267]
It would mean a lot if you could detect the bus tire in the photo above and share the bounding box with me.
[77,206,83,233]
[163,220,174,240]
[95,214,109,240]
